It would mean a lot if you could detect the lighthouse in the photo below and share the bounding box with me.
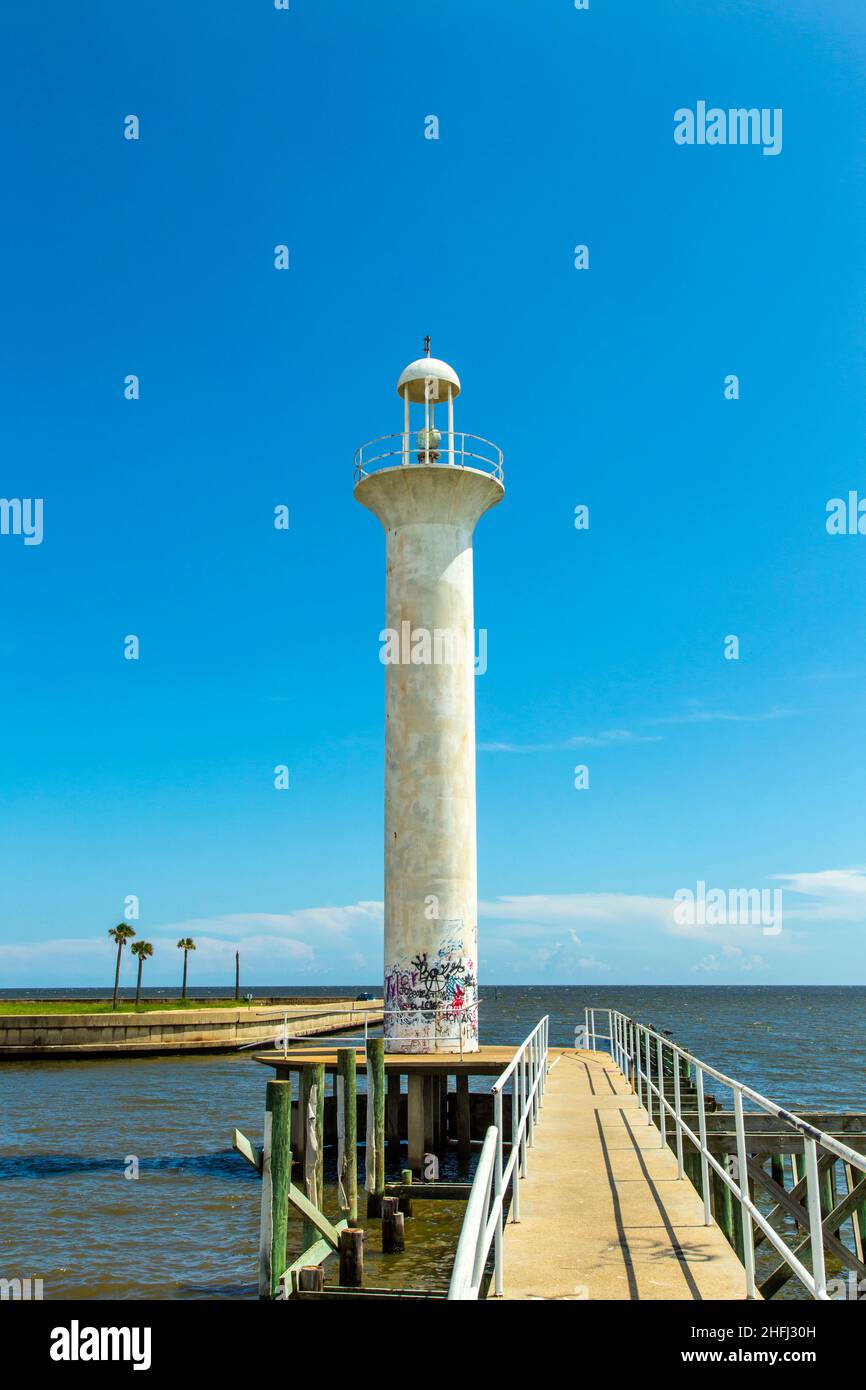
[355,342,504,1054]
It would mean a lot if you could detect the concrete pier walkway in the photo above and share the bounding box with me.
[492,1048,748,1301]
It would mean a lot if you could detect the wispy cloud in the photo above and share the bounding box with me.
[770,868,866,921]
[479,729,662,753]
[651,706,795,726]
[480,706,796,753]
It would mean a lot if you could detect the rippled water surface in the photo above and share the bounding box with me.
[2,986,864,1298]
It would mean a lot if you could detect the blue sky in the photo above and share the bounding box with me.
[1,0,865,987]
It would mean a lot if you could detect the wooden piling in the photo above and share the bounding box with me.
[337,1047,358,1225]
[438,1076,449,1153]
[386,1072,401,1167]
[301,1062,325,1248]
[821,1158,836,1218]
[366,1038,386,1217]
[456,1074,471,1167]
[407,1074,424,1173]
[259,1079,292,1299]
[398,1168,413,1218]
[298,1266,325,1293]
[382,1195,405,1254]
[714,1155,736,1252]
[684,1145,702,1197]
[339,1227,364,1287]
[845,1162,866,1262]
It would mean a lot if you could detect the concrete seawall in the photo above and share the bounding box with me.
[0,1000,383,1059]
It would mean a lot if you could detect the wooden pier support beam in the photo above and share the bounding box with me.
[366,1038,386,1217]
[407,1073,424,1174]
[300,1062,325,1249]
[386,1072,401,1168]
[845,1162,866,1262]
[259,1079,292,1299]
[337,1046,358,1226]
[456,1074,471,1166]
[713,1154,736,1254]
[423,1075,436,1157]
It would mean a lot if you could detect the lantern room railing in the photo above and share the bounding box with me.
[354,431,504,484]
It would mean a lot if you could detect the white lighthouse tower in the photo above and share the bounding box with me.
[355,341,504,1054]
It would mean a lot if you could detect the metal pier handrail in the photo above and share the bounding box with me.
[585,1007,866,1301]
[447,1015,550,1300]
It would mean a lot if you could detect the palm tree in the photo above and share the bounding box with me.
[108,923,136,1009]
[177,937,196,1000]
[130,941,154,1007]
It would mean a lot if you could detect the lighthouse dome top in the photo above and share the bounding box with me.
[396,355,461,402]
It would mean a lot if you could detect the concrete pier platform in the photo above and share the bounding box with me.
[492,1048,749,1301]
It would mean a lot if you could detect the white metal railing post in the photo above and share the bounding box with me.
[527,1039,534,1145]
[493,1089,504,1296]
[533,1033,540,1124]
[696,1065,712,1226]
[520,1050,528,1176]
[657,1036,666,1148]
[511,1064,520,1222]
[804,1137,828,1299]
[636,1022,643,1109]
[533,1033,540,1122]
[673,1046,684,1178]
[645,1028,653,1125]
[733,1087,757,1298]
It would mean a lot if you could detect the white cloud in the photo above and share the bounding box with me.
[769,868,866,922]
[479,729,661,753]
[157,902,384,941]
[691,947,766,974]
[652,706,795,726]
[480,892,675,928]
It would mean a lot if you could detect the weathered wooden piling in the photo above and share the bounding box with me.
[386,1072,401,1166]
[336,1047,358,1225]
[456,1074,471,1165]
[298,1266,325,1293]
[259,1079,292,1299]
[382,1195,405,1253]
[398,1167,413,1218]
[845,1162,866,1261]
[300,1062,325,1248]
[366,1038,386,1217]
[339,1227,364,1286]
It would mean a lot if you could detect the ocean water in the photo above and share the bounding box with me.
[1,986,863,1299]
